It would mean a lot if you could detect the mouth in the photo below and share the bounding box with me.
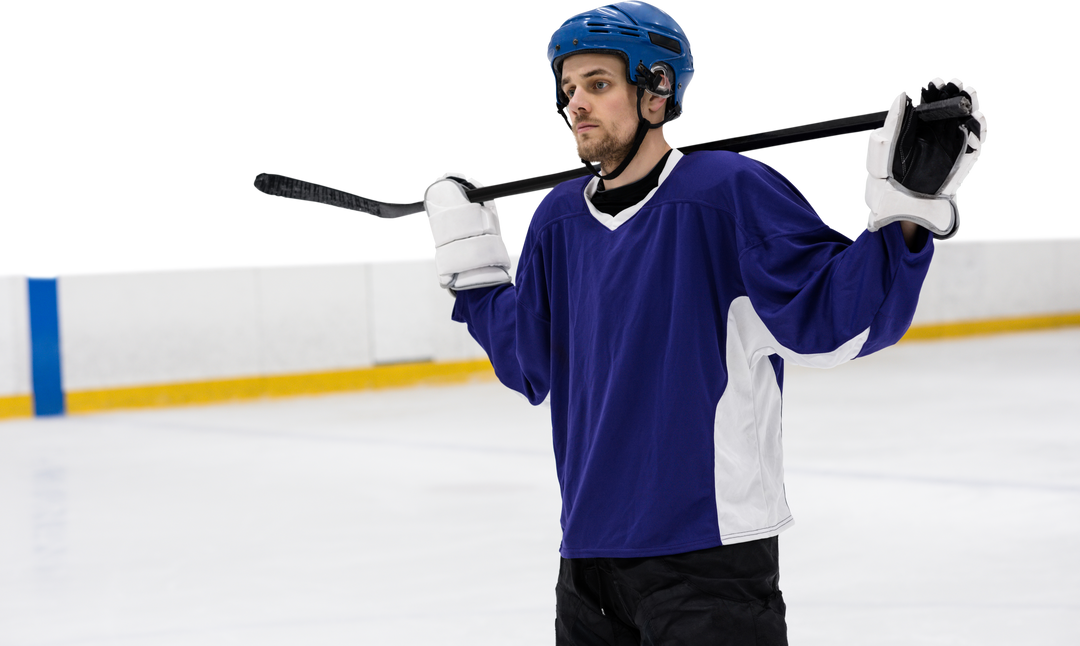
[575,122,599,134]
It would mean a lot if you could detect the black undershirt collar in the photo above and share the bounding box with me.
[590,149,673,217]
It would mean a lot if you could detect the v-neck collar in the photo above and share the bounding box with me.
[583,149,684,231]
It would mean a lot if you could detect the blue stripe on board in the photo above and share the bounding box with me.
[28,278,66,416]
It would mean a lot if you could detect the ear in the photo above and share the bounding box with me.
[640,66,673,123]
[643,92,669,123]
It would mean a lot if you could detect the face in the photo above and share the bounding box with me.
[560,53,640,169]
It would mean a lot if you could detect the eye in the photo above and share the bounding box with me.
[564,79,609,100]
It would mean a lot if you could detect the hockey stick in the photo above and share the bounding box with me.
[254,97,970,218]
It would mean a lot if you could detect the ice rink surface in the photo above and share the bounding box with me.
[2,329,1079,645]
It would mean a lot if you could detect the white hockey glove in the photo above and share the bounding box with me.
[424,174,512,292]
[865,79,987,239]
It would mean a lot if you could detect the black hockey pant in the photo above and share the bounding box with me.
[555,537,787,645]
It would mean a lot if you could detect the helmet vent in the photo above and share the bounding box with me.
[648,32,682,54]
[587,29,643,38]
[583,22,642,38]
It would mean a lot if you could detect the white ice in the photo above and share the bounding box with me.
[2,329,1079,645]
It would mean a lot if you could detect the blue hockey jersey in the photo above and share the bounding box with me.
[451,150,933,559]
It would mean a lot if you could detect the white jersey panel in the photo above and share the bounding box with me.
[714,296,871,544]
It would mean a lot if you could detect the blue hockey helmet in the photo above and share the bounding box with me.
[547,2,694,122]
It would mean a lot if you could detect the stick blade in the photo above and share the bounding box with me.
[254,173,423,218]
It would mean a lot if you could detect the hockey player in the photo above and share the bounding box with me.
[423,2,985,644]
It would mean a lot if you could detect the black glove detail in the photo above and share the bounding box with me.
[892,81,976,195]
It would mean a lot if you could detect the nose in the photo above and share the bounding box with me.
[567,90,589,116]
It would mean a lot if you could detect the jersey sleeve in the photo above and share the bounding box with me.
[450,284,551,405]
[728,159,934,366]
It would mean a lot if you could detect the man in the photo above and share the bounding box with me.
[423,2,984,644]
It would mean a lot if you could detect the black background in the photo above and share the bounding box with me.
[10,3,1054,271]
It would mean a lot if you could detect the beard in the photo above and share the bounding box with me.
[575,121,637,172]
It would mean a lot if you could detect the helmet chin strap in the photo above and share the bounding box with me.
[587,83,660,183]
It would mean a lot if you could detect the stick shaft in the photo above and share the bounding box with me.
[254,96,973,216]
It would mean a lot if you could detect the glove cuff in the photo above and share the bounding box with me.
[866,176,958,239]
[451,267,512,291]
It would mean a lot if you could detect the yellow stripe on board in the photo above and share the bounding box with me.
[0,395,34,420]
[902,311,1080,342]
[65,359,497,415]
